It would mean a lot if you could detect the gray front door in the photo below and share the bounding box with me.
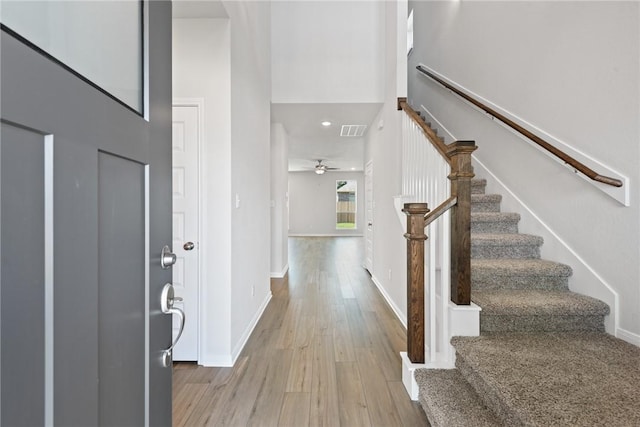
[0,3,173,426]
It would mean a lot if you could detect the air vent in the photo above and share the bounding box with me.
[340,124,367,137]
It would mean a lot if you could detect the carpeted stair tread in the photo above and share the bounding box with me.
[415,369,503,427]
[471,194,502,212]
[471,259,572,290]
[472,289,610,316]
[471,212,520,233]
[471,234,543,259]
[451,332,640,426]
[472,290,609,332]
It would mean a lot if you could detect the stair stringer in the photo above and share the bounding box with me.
[472,156,618,335]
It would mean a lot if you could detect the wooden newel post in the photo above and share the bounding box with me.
[447,141,477,305]
[402,202,430,364]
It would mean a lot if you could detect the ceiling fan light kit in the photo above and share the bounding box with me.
[314,159,338,175]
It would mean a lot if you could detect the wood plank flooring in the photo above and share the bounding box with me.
[173,237,429,426]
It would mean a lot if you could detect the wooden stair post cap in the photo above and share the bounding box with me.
[402,203,430,215]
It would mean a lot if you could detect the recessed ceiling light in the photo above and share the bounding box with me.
[321,121,332,127]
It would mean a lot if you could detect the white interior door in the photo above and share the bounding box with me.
[365,161,374,272]
[171,103,200,361]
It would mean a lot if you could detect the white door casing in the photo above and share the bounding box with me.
[171,102,201,361]
[365,161,374,272]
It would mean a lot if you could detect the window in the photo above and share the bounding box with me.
[1,1,144,113]
[336,180,357,229]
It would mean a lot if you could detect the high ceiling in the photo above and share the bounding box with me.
[271,103,382,172]
[173,0,384,174]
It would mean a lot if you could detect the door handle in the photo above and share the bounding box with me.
[160,283,185,367]
[183,241,195,251]
[160,245,177,269]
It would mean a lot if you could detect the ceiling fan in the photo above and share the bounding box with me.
[314,159,339,175]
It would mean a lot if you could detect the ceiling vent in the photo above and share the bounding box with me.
[340,124,367,137]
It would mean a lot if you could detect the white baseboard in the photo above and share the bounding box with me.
[270,264,289,278]
[371,274,407,328]
[230,292,272,364]
[617,327,640,347]
[199,354,234,367]
[288,233,364,237]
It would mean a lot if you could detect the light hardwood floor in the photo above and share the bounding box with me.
[173,237,429,426]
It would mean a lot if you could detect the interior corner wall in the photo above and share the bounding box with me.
[407,1,640,339]
[172,18,233,364]
[271,123,289,277]
[288,171,365,237]
[224,1,273,360]
[271,0,385,103]
[363,0,408,324]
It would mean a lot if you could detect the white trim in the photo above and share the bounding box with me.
[44,135,54,427]
[417,63,629,206]
[617,328,640,347]
[371,274,407,328]
[270,263,289,279]
[172,98,205,364]
[143,165,150,427]
[199,354,234,367]
[288,233,364,237]
[231,292,272,364]
[473,157,619,335]
[198,292,272,367]
[401,352,423,401]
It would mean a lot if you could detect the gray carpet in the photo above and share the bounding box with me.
[415,178,639,426]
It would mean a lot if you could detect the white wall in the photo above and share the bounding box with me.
[173,1,273,365]
[271,0,385,103]
[407,1,640,342]
[271,123,289,277]
[225,0,273,360]
[364,0,409,323]
[289,171,365,237]
[173,18,233,364]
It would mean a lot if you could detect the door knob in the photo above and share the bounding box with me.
[160,283,185,367]
[160,245,176,269]
[183,241,195,251]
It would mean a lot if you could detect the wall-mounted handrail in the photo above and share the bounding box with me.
[416,65,623,188]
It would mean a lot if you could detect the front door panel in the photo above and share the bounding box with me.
[0,123,46,427]
[0,3,173,425]
[98,152,146,426]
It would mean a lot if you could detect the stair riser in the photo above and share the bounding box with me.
[480,314,606,333]
[471,185,486,195]
[455,355,522,426]
[471,245,540,259]
[471,221,518,234]
[471,275,569,291]
[471,202,501,213]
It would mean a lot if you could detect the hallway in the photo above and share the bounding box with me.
[173,237,428,426]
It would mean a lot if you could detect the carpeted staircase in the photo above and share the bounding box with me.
[415,178,640,426]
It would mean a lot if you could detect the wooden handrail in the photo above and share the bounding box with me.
[416,65,623,188]
[398,98,450,164]
[424,196,457,228]
[399,103,477,362]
